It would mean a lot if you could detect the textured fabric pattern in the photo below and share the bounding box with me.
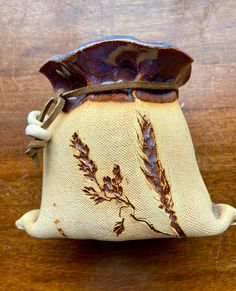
[16,99,236,240]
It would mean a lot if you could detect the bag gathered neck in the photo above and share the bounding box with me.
[25,80,179,166]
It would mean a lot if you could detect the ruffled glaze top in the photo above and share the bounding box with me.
[40,36,193,111]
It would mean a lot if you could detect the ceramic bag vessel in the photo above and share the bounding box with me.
[16,36,236,240]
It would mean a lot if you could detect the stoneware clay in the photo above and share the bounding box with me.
[16,36,236,240]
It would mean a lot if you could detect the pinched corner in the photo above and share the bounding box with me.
[212,203,236,230]
[15,209,40,237]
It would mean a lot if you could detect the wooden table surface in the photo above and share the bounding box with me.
[0,1,235,290]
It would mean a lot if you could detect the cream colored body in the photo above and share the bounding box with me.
[16,100,236,240]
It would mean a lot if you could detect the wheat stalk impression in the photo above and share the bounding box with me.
[70,132,170,237]
[137,115,185,237]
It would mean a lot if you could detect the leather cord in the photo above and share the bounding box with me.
[61,80,178,99]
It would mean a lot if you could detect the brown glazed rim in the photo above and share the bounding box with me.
[39,35,193,92]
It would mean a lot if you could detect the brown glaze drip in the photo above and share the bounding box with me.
[133,90,177,103]
[75,89,177,104]
[54,219,60,224]
[138,115,185,237]
[62,84,178,112]
[57,228,67,237]
[70,132,171,237]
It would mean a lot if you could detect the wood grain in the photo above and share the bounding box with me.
[0,0,235,290]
